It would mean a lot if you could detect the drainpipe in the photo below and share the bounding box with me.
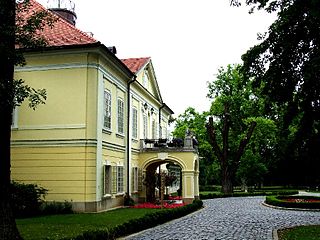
[127,76,136,197]
[159,104,165,139]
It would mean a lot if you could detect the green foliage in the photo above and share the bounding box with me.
[17,201,203,240]
[278,225,320,240]
[172,107,217,186]
[40,201,73,215]
[238,0,320,185]
[266,195,320,209]
[124,193,135,206]
[10,181,47,218]
[200,190,299,200]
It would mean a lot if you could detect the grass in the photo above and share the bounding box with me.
[278,225,320,240]
[17,208,161,240]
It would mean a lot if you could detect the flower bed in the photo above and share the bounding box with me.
[132,202,185,209]
[265,195,320,209]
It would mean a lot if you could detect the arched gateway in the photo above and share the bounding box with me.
[138,136,200,204]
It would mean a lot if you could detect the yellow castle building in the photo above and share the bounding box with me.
[11,0,199,212]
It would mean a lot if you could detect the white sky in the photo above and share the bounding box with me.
[38,0,276,116]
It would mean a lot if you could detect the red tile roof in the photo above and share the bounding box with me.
[121,57,150,74]
[18,0,97,47]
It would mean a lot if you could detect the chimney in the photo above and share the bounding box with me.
[47,0,77,25]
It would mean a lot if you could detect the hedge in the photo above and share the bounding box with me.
[63,199,203,240]
[265,195,320,209]
[200,190,299,200]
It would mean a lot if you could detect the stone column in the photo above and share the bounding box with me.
[181,170,195,204]
[194,171,200,199]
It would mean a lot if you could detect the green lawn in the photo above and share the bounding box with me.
[17,208,161,240]
[278,225,320,240]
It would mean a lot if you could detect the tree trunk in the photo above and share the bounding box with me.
[0,0,23,238]
[221,171,233,195]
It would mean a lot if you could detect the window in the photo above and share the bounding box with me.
[117,98,124,134]
[132,167,138,192]
[103,165,111,195]
[112,166,117,194]
[104,91,111,129]
[132,107,138,139]
[142,71,149,89]
[152,119,156,139]
[162,124,167,139]
[117,166,124,193]
[143,114,148,139]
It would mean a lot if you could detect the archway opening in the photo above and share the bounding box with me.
[144,160,182,203]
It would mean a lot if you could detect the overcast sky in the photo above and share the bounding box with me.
[39,0,276,116]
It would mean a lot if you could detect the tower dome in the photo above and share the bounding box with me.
[47,0,77,25]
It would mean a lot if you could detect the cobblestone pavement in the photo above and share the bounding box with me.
[124,196,320,240]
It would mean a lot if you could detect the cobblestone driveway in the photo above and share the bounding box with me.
[124,196,320,240]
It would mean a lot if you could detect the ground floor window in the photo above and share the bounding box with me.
[117,166,124,193]
[132,167,138,192]
[104,165,111,195]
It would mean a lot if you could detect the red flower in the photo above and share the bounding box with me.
[131,202,185,209]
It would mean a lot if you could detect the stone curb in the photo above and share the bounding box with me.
[272,229,279,240]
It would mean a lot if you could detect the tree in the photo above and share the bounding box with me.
[0,1,55,238]
[206,64,258,194]
[172,108,217,186]
[233,0,320,185]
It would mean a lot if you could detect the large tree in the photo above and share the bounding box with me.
[206,64,259,194]
[0,1,55,238]
[172,108,219,186]
[232,0,320,185]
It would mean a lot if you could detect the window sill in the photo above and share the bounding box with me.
[103,194,112,199]
[116,133,125,139]
[102,128,112,135]
[115,192,125,197]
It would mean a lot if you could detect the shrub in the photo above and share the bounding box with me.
[123,193,135,206]
[199,190,299,200]
[265,195,320,209]
[64,199,204,240]
[10,181,47,218]
[40,201,73,215]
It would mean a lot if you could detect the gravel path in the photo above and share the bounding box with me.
[124,196,320,240]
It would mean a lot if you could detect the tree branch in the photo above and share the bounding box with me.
[206,117,223,161]
[235,121,257,166]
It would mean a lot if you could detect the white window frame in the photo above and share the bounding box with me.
[103,90,112,130]
[152,119,156,139]
[132,107,138,139]
[117,166,124,193]
[117,98,124,134]
[143,114,148,139]
[103,165,112,195]
[132,167,138,192]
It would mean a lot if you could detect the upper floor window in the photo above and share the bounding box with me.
[104,90,111,129]
[142,71,149,89]
[132,107,138,139]
[117,98,124,134]
[143,114,148,139]
[152,119,156,139]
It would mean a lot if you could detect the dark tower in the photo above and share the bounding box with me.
[47,0,77,25]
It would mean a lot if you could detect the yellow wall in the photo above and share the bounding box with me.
[11,146,96,202]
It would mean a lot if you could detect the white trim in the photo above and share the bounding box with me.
[17,124,86,130]
[11,139,97,147]
[96,70,104,201]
